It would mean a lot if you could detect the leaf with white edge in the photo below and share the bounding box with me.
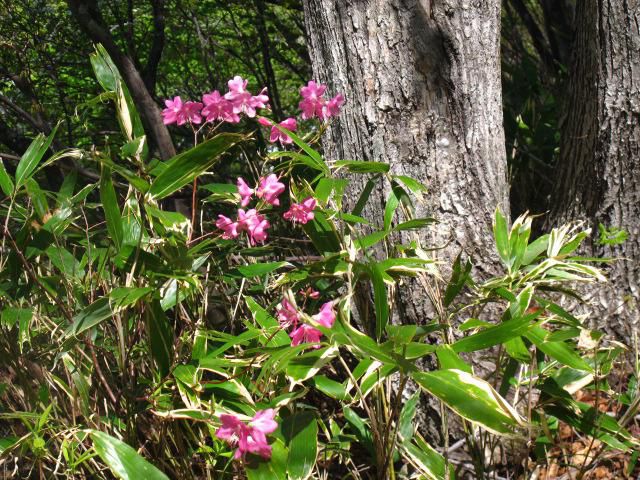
[245,297,291,347]
[90,430,169,480]
[400,435,453,480]
[526,325,594,372]
[148,133,245,199]
[412,369,525,435]
[493,207,510,267]
[0,158,14,195]
[15,126,58,188]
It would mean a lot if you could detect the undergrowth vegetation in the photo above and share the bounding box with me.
[1,46,639,479]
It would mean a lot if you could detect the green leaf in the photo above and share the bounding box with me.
[282,411,318,479]
[371,263,390,340]
[269,150,327,173]
[436,345,472,373]
[412,369,524,435]
[334,160,390,173]
[0,158,14,195]
[444,253,472,307]
[285,347,339,382]
[144,300,173,376]
[0,437,18,455]
[384,184,402,231]
[393,218,436,232]
[311,376,351,401]
[234,261,290,278]
[392,175,428,201]
[351,178,377,216]
[245,438,287,480]
[398,391,420,442]
[121,136,146,158]
[90,430,169,480]
[342,407,374,455]
[100,166,124,249]
[302,210,341,254]
[493,207,510,267]
[400,436,453,480]
[46,246,83,279]
[64,298,112,338]
[272,124,328,174]
[200,183,238,194]
[354,230,387,250]
[245,297,290,347]
[15,126,58,188]
[148,133,245,200]
[526,326,593,372]
[452,310,540,353]
[25,178,49,220]
[1,307,32,328]
[523,234,549,265]
[91,45,146,145]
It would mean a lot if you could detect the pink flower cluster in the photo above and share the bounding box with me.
[277,298,336,348]
[162,75,270,125]
[299,80,344,121]
[255,79,344,144]
[216,409,278,460]
[216,174,317,242]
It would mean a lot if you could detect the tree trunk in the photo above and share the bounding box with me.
[302,0,508,321]
[549,0,640,338]
[303,0,508,443]
[68,0,176,161]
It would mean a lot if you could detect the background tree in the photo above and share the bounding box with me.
[302,1,508,320]
[548,0,639,337]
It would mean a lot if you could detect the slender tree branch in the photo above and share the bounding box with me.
[67,0,176,160]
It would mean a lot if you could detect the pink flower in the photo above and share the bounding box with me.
[249,409,278,436]
[250,88,270,113]
[202,90,240,123]
[216,414,244,444]
[216,410,278,460]
[299,80,327,120]
[237,177,254,207]
[283,197,317,224]
[162,96,184,125]
[237,209,270,245]
[258,117,297,145]
[299,287,321,300]
[256,174,285,206]
[225,76,269,118]
[323,94,345,118]
[277,299,299,329]
[179,101,204,125]
[216,215,240,239]
[290,324,323,348]
[313,301,336,328]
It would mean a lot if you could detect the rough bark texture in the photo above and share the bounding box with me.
[303,0,508,320]
[303,0,508,442]
[549,0,640,338]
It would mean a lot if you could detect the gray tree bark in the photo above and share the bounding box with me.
[303,0,509,445]
[549,0,640,338]
[302,0,508,322]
